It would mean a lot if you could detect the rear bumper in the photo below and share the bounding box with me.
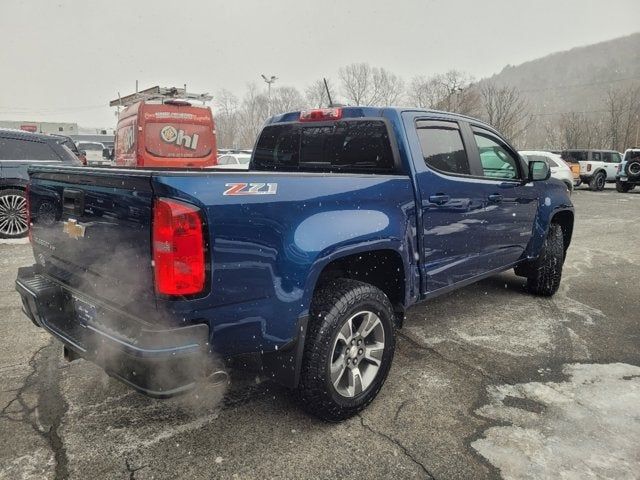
[15,266,212,397]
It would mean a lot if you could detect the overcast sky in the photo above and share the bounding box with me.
[1,0,638,127]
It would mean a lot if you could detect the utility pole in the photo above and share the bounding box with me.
[261,74,277,116]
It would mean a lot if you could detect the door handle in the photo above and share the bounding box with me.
[488,194,503,203]
[428,194,450,205]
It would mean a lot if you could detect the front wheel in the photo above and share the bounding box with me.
[525,224,565,297]
[298,279,396,422]
[589,172,606,191]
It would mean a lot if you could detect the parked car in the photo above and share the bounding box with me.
[51,134,87,165]
[76,141,111,166]
[615,148,640,192]
[561,149,622,191]
[520,151,574,193]
[16,107,574,421]
[0,128,81,238]
[214,153,251,169]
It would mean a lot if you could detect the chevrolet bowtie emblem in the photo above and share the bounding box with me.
[63,219,86,239]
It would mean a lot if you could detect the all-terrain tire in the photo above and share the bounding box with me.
[526,224,564,297]
[616,180,634,193]
[589,171,606,191]
[298,279,396,422]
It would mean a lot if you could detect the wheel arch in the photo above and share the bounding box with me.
[308,246,409,327]
[550,209,574,253]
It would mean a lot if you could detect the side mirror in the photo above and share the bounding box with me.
[528,160,550,181]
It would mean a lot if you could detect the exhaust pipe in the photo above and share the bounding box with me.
[207,369,229,386]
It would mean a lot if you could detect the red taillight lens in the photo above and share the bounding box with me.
[152,198,205,296]
[587,164,591,172]
[299,108,343,122]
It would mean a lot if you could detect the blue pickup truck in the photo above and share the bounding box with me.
[16,107,574,421]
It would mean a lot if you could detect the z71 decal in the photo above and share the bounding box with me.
[223,183,278,196]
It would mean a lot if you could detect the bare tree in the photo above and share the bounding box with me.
[604,83,640,151]
[408,70,480,116]
[339,63,404,106]
[557,112,605,149]
[305,79,335,108]
[213,89,240,149]
[480,83,531,144]
[269,86,306,114]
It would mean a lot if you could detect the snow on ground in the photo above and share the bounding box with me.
[473,363,640,479]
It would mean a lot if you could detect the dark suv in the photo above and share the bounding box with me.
[0,129,81,238]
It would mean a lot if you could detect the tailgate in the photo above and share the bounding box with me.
[28,166,155,316]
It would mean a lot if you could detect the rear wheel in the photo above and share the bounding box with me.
[0,189,28,239]
[298,279,395,422]
[616,180,634,193]
[589,171,606,191]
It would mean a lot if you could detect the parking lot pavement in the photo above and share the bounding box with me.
[1,185,639,480]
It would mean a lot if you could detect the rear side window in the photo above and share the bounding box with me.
[0,137,61,161]
[416,123,470,175]
[253,120,395,173]
[603,152,621,163]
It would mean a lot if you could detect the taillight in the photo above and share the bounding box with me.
[587,164,592,172]
[299,107,343,122]
[152,198,205,296]
[25,183,31,243]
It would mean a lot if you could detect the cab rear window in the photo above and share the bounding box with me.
[252,120,396,173]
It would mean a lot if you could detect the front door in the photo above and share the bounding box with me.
[467,126,539,269]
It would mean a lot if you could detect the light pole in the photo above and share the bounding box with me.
[261,74,277,116]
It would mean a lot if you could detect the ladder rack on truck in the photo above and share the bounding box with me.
[109,86,213,108]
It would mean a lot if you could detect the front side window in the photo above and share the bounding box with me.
[474,132,520,180]
[416,123,470,175]
[562,150,588,163]
[593,152,601,161]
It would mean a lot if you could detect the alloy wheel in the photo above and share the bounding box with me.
[0,193,28,237]
[329,310,385,398]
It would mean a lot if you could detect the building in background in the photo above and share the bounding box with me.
[0,120,78,135]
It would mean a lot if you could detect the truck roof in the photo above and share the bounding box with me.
[0,127,66,144]
[267,106,499,132]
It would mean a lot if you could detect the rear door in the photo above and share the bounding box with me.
[403,114,488,293]
[602,152,621,180]
[466,125,538,269]
[28,167,155,317]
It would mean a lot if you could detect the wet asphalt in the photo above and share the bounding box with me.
[0,185,639,480]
